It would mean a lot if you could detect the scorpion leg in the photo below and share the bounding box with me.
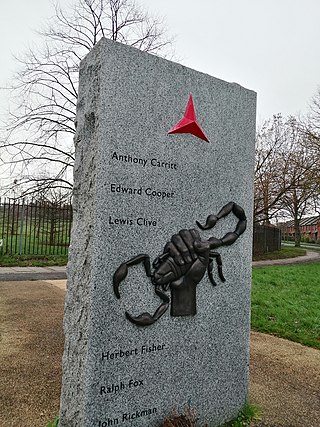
[207,259,218,287]
[113,254,151,299]
[208,251,226,285]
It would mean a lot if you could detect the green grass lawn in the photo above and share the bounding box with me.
[0,254,68,267]
[251,262,320,349]
[0,214,72,256]
[253,246,306,261]
[0,226,71,256]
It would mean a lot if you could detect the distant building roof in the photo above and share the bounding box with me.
[284,216,320,227]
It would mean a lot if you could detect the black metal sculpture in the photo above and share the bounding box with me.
[113,202,247,326]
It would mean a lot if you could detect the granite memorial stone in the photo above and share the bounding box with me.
[59,37,256,427]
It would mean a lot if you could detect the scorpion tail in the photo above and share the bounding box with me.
[196,214,218,230]
[125,302,169,326]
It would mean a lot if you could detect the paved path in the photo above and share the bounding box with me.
[0,265,66,281]
[252,250,320,267]
[1,250,319,281]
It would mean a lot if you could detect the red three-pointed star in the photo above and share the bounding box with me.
[168,94,209,142]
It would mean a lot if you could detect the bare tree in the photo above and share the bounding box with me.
[277,120,320,246]
[254,115,320,240]
[254,114,285,223]
[306,87,320,143]
[254,115,297,223]
[293,88,320,218]
[0,0,173,198]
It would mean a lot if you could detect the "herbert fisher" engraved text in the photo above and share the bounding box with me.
[101,343,165,361]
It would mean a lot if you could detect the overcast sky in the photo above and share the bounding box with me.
[1,0,320,125]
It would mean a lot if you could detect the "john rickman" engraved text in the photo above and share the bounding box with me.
[98,408,157,426]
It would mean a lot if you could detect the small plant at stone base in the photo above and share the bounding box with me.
[46,416,59,427]
[218,403,262,427]
[162,407,198,427]
[160,403,261,427]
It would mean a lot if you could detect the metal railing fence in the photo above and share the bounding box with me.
[0,198,72,256]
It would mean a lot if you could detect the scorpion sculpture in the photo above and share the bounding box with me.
[113,202,247,327]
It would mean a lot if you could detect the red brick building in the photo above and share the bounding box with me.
[281,216,320,242]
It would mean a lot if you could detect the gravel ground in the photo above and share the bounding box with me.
[249,332,320,427]
[0,280,319,427]
[0,281,64,427]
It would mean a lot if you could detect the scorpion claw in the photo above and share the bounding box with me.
[113,263,129,299]
[125,302,169,326]
[125,311,155,326]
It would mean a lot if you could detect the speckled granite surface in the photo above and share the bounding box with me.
[59,38,256,427]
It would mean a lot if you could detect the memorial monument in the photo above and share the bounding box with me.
[59,37,256,426]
